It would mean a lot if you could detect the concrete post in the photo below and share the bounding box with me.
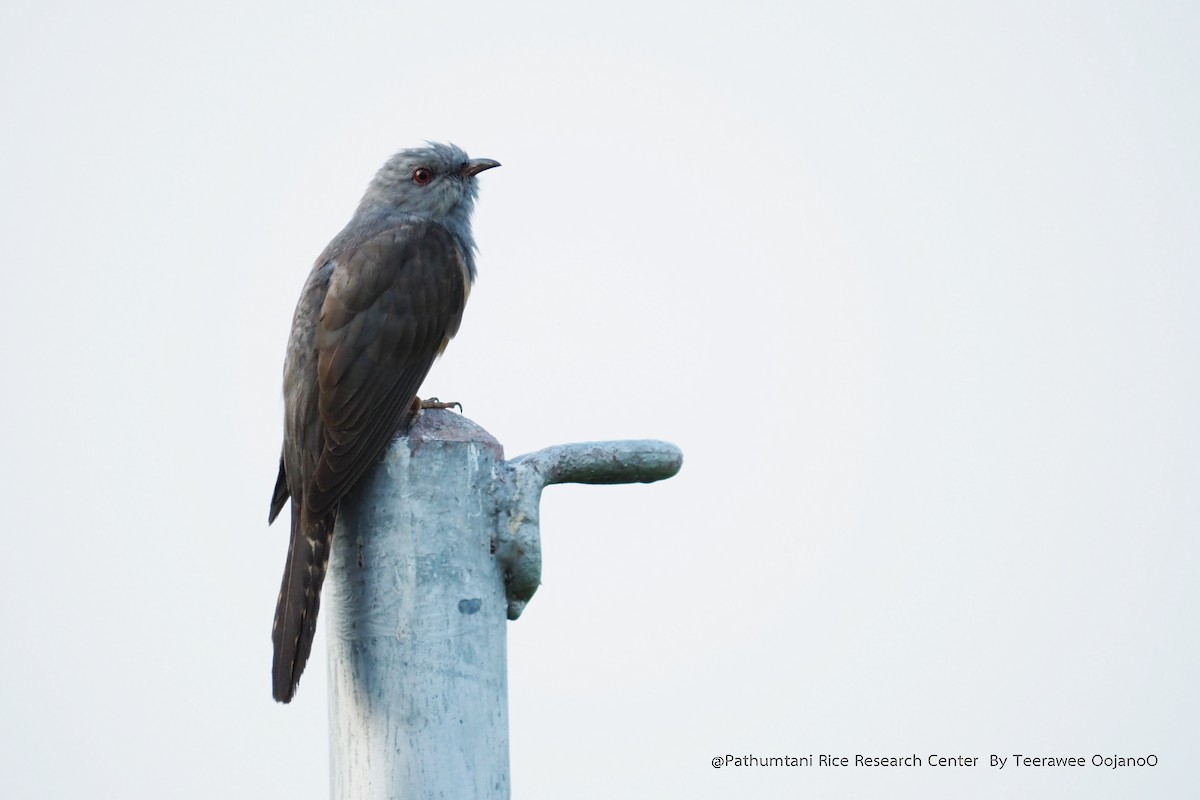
[325,410,682,799]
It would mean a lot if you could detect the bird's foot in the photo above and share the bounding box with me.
[417,397,463,413]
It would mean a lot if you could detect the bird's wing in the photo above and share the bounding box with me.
[305,220,468,516]
[267,454,289,524]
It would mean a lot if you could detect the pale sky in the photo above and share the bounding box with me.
[1,1,1196,798]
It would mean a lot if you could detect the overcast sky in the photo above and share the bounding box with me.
[1,1,1196,798]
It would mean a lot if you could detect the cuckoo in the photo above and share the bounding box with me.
[268,143,499,703]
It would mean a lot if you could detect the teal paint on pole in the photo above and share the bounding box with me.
[325,410,682,799]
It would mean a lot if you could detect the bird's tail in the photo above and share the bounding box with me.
[272,502,335,703]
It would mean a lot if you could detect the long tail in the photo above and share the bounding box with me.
[272,500,336,703]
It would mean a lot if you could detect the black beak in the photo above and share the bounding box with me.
[462,158,501,177]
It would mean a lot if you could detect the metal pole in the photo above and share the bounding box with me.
[325,410,682,799]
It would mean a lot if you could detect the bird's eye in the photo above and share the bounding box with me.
[412,167,433,186]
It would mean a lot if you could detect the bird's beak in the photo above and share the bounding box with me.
[462,158,501,177]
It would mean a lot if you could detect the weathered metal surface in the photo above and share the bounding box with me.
[326,410,682,799]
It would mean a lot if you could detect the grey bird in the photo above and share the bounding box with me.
[268,143,499,703]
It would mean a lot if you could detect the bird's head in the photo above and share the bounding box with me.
[358,142,500,231]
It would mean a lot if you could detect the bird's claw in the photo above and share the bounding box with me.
[419,397,463,413]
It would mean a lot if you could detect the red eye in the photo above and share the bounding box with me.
[412,167,433,186]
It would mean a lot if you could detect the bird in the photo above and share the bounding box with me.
[268,143,499,703]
